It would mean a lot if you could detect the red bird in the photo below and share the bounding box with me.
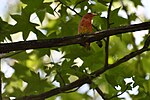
[78,13,96,50]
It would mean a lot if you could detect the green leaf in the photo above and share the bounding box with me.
[105,74,118,87]
[60,92,91,100]
[91,2,107,13]
[110,8,128,27]
[97,0,110,5]
[62,45,91,59]
[11,13,39,40]
[54,68,70,86]
[1,0,150,99]
[36,9,46,23]
[36,3,54,23]
[0,18,13,41]
[131,0,143,7]
[93,16,107,30]
[45,3,54,14]
[130,13,137,21]
[23,71,52,95]
[20,0,45,16]
[12,63,31,80]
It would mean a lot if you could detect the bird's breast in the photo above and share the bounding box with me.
[78,20,92,34]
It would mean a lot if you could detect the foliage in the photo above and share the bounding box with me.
[0,0,150,100]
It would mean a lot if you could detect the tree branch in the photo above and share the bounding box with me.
[95,87,107,100]
[16,35,150,100]
[88,77,107,99]
[109,85,129,99]
[0,22,150,53]
[105,0,113,67]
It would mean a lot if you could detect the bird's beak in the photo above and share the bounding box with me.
[92,13,97,16]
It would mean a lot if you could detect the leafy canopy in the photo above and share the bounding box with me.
[1,0,150,100]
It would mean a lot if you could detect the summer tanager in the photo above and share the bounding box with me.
[78,13,96,50]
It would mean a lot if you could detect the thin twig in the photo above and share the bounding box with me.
[95,87,108,100]
[57,0,82,17]
[54,2,61,11]
[88,71,107,99]
[53,2,61,16]
[56,70,66,86]
[64,87,80,93]
[73,0,87,9]
[109,85,129,99]
[105,0,113,67]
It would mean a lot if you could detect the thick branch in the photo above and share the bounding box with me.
[0,22,150,53]
[16,37,150,100]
